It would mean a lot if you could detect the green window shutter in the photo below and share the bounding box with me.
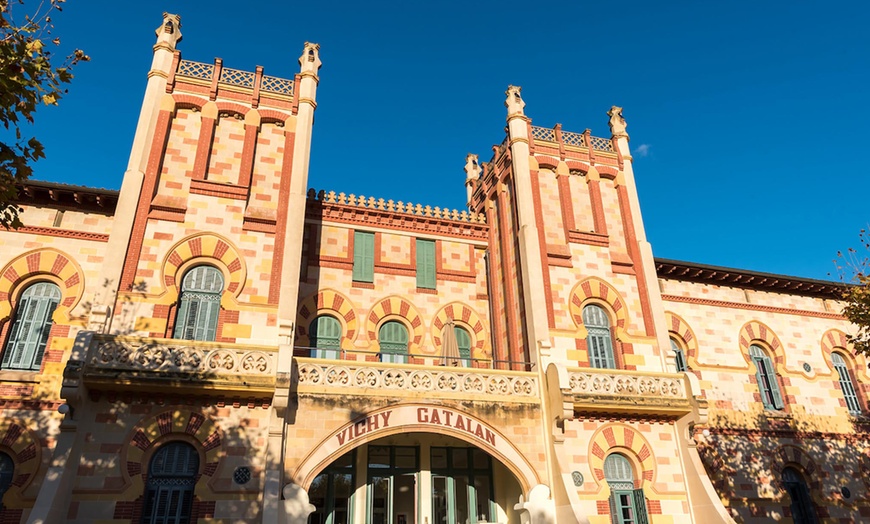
[632,489,649,524]
[454,326,471,366]
[379,321,408,364]
[416,239,436,289]
[2,282,60,371]
[174,266,224,342]
[609,494,619,524]
[670,338,687,372]
[833,353,862,415]
[762,357,785,409]
[311,316,342,359]
[353,231,375,283]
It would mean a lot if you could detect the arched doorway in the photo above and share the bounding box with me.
[307,433,524,524]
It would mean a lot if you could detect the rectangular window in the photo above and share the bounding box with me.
[353,231,375,283]
[416,239,436,289]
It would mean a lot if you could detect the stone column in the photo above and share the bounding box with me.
[263,42,322,524]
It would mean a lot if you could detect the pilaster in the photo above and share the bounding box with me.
[93,13,183,326]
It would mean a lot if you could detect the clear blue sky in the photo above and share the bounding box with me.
[21,1,870,281]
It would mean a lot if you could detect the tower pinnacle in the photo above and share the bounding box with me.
[505,85,525,118]
[155,13,182,49]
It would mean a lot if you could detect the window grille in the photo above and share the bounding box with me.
[379,321,408,364]
[670,338,688,372]
[174,266,223,342]
[352,231,375,283]
[142,442,199,524]
[782,467,819,524]
[310,315,342,359]
[583,305,616,369]
[749,345,784,410]
[832,353,862,415]
[1,282,61,371]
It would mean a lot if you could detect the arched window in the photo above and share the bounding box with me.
[174,266,223,342]
[583,304,615,369]
[310,315,342,359]
[604,454,648,524]
[782,467,818,524]
[2,282,61,371]
[669,337,687,372]
[832,353,861,415]
[455,326,472,367]
[378,321,408,364]
[749,345,784,410]
[0,451,13,509]
[142,442,199,524]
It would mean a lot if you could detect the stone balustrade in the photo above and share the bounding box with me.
[529,125,614,153]
[295,358,538,403]
[78,335,277,393]
[566,367,692,415]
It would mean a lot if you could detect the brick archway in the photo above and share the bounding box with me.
[296,289,359,349]
[0,248,85,323]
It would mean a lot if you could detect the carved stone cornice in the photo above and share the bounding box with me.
[566,367,692,417]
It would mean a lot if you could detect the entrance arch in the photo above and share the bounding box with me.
[293,404,539,493]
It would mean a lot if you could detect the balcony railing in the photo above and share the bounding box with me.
[78,335,277,393]
[529,125,614,153]
[175,59,295,97]
[566,367,691,415]
[295,357,539,403]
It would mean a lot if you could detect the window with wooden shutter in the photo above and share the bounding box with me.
[142,442,199,524]
[454,326,472,367]
[378,321,408,364]
[582,304,616,369]
[670,338,687,372]
[604,454,649,524]
[174,266,223,342]
[352,231,375,283]
[832,353,862,415]
[1,282,61,371]
[749,345,784,410]
[310,315,342,359]
[416,239,436,289]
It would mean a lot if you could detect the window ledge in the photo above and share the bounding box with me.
[0,370,41,383]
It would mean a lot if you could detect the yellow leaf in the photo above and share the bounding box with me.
[42,93,57,105]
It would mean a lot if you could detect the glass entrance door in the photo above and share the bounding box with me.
[367,446,418,524]
[431,447,494,524]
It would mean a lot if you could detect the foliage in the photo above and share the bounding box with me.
[0,0,88,229]
[837,228,870,357]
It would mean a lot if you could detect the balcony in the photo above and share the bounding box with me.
[566,367,692,416]
[294,356,539,403]
[74,334,277,395]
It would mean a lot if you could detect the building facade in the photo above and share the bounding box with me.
[0,13,867,524]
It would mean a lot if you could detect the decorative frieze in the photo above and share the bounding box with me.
[296,358,538,402]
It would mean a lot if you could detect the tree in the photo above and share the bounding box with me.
[837,228,870,358]
[0,0,88,229]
